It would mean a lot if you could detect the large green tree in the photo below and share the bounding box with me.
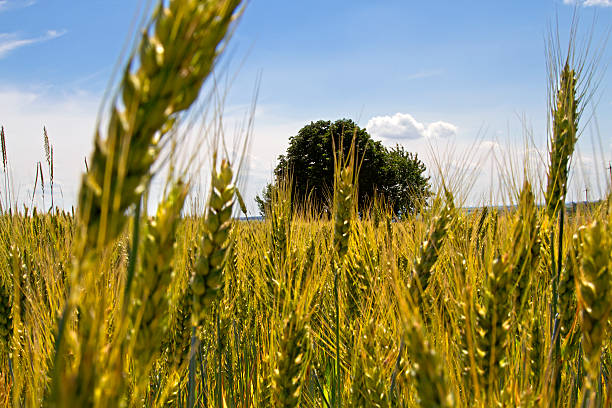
[256,119,430,215]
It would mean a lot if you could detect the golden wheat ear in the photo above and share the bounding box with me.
[349,319,389,407]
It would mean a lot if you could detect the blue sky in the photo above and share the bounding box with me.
[1,0,611,212]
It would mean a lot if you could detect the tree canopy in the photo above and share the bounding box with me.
[256,119,430,215]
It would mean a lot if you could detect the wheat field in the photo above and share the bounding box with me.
[0,1,611,407]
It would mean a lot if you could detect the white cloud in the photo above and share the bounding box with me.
[563,0,612,6]
[427,121,458,139]
[0,29,65,59]
[366,112,458,140]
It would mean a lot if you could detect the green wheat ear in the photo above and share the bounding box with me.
[475,254,512,399]
[508,180,540,318]
[271,312,310,408]
[0,272,11,357]
[77,0,243,254]
[558,231,580,343]
[130,179,188,389]
[405,318,454,408]
[50,1,244,406]
[545,62,579,219]
[333,165,354,260]
[262,176,293,303]
[191,159,235,325]
[165,279,194,372]
[528,314,544,390]
[409,191,454,308]
[271,180,292,265]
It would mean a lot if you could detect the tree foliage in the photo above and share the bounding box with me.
[256,119,430,216]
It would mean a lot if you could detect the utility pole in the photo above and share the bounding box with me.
[585,187,589,203]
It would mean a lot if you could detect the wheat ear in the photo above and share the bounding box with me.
[51,2,243,406]
[576,221,611,393]
[409,191,454,306]
[334,165,354,260]
[0,272,11,359]
[350,319,391,408]
[191,159,235,325]
[508,180,540,317]
[130,179,188,388]
[475,255,512,399]
[77,0,243,252]
[271,312,310,408]
[545,62,579,219]
[558,231,580,342]
[406,318,454,408]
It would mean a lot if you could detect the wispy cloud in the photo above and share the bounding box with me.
[563,0,612,6]
[0,29,66,59]
[404,69,444,81]
[366,112,458,140]
[0,0,36,12]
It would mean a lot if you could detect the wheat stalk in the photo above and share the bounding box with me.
[331,139,356,407]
